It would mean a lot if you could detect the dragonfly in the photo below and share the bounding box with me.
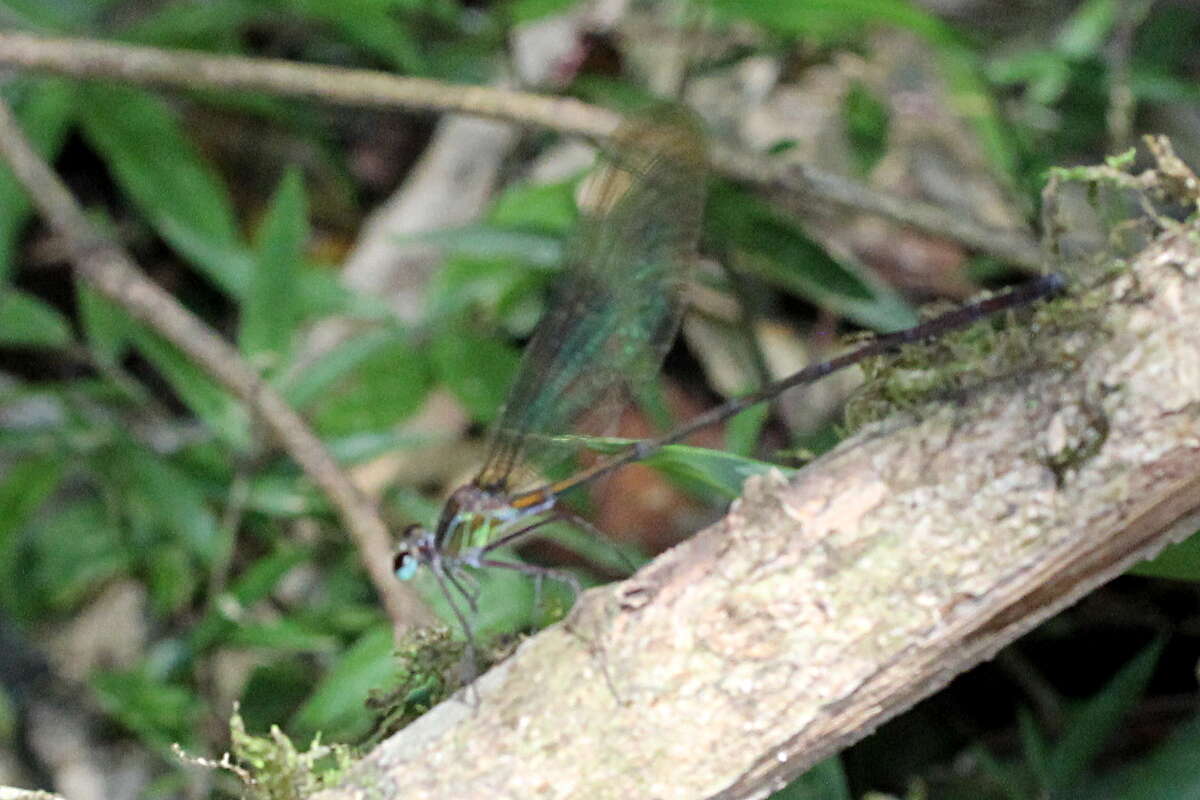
[393,105,1065,654]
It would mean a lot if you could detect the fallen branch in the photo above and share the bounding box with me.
[0,31,1040,269]
[314,225,1200,798]
[0,99,433,633]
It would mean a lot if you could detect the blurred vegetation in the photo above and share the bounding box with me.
[0,0,1198,798]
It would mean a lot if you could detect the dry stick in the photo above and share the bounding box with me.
[0,99,433,632]
[0,32,620,140]
[0,31,1041,270]
[313,228,1200,799]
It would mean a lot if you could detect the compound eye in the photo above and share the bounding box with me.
[394,551,419,581]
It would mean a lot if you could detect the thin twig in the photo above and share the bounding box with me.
[0,31,1042,269]
[0,98,433,633]
[0,32,621,137]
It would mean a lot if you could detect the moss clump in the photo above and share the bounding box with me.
[175,630,473,797]
[228,710,354,800]
[363,626,466,744]
[174,705,354,800]
[842,286,1086,434]
[1042,404,1110,488]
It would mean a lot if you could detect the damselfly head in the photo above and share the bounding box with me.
[394,523,435,581]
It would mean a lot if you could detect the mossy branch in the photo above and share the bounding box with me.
[315,223,1200,797]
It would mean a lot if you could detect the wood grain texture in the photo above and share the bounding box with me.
[317,223,1200,800]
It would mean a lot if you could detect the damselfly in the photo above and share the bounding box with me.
[394,105,1065,654]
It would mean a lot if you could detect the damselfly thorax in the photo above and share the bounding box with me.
[439,483,557,553]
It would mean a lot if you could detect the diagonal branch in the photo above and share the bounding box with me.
[0,31,1041,269]
[0,99,433,633]
[0,32,621,141]
[314,226,1200,799]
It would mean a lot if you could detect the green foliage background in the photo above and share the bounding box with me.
[0,0,1198,797]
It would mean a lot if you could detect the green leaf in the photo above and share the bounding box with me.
[709,0,957,43]
[129,327,252,450]
[1056,0,1117,59]
[705,182,917,331]
[430,321,520,424]
[934,38,1020,181]
[770,756,851,800]
[92,668,201,751]
[155,215,255,297]
[119,0,260,47]
[843,81,890,177]
[312,334,433,436]
[0,289,73,347]
[1018,705,1051,791]
[78,85,240,263]
[489,178,578,235]
[1131,529,1200,581]
[245,472,324,517]
[533,518,648,577]
[295,267,395,323]
[424,254,550,333]
[412,225,563,268]
[188,545,311,653]
[163,219,363,322]
[32,498,130,614]
[291,625,397,740]
[237,660,316,736]
[503,0,579,23]
[146,542,199,615]
[1130,70,1200,104]
[988,49,1070,86]
[1043,639,1164,793]
[0,456,65,617]
[969,743,1029,800]
[0,0,80,29]
[226,619,339,653]
[988,50,1074,105]
[724,404,770,458]
[1107,714,1200,799]
[324,430,435,465]
[229,546,310,607]
[0,79,75,283]
[283,328,407,408]
[76,283,133,368]
[645,444,790,500]
[582,438,792,501]
[120,445,221,564]
[284,0,426,73]
[241,168,306,364]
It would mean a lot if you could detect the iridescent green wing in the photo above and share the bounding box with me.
[471,106,708,502]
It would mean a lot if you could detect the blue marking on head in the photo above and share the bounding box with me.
[395,554,419,581]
